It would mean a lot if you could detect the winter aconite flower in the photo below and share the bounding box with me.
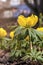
[37,27,43,32]
[17,15,38,27]
[10,31,15,39]
[0,28,7,38]
[17,15,27,27]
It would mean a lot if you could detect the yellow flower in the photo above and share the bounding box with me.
[17,14,38,27]
[27,14,38,27]
[37,27,43,32]
[25,36,29,41]
[10,31,15,39]
[17,15,27,27]
[0,28,7,38]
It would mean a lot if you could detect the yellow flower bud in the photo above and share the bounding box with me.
[0,28,7,38]
[10,31,15,39]
[37,27,43,32]
[25,36,29,41]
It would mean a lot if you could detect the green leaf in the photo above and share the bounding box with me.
[14,26,27,40]
[34,29,43,41]
[14,26,24,37]
[37,56,43,62]
[8,25,18,30]
[21,55,30,60]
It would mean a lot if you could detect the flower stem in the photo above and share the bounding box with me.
[30,42,33,50]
